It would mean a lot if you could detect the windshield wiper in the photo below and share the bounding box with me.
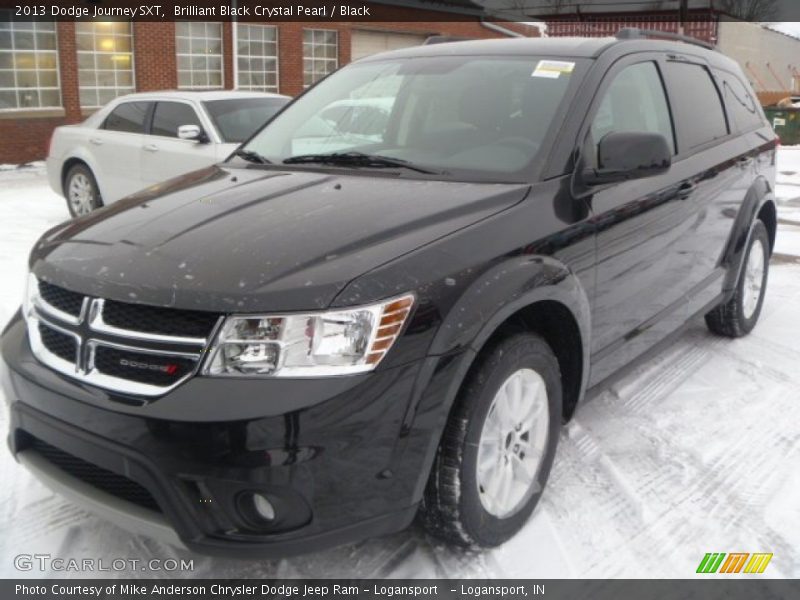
[283,151,441,175]
[233,148,271,164]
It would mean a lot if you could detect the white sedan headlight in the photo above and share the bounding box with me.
[203,294,415,377]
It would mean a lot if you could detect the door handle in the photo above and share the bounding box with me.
[737,156,753,168]
[89,137,103,146]
[143,144,159,152]
[677,182,697,199]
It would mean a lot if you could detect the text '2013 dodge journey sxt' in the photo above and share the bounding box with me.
[1,30,777,556]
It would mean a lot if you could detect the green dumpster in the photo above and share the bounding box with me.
[764,107,800,145]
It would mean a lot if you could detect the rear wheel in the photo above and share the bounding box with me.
[705,220,769,338]
[64,164,103,217]
[420,333,562,547]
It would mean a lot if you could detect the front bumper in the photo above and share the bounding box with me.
[16,445,185,549]
[1,312,445,557]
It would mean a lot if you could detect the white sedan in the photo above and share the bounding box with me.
[46,90,290,217]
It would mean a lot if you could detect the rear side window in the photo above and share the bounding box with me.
[664,62,728,150]
[590,61,675,165]
[718,71,764,132]
[104,102,150,133]
[151,102,202,138]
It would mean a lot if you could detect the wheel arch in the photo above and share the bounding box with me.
[479,299,585,421]
[61,157,90,192]
[429,255,592,423]
[720,176,776,293]
[756,198,777,255]
[60,150,105,201]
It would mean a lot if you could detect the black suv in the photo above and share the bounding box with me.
[1,30,777,556]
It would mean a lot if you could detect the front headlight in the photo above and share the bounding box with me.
[203,294,415,377]
[22,272,38,322]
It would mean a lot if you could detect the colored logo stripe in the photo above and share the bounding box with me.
[696,552,773,574]
[744,553,773,574]
[719,553,749,573]
[697,553,726,573]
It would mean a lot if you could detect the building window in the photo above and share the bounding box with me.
[76,22,134,108]
[236,24,278,92]
[176,21,223,90]
[0,18,60,110]
[303,29,338,88]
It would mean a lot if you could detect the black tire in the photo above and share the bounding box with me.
[419,332,562,548]
[705,220,770,338]
[64,163,103,217]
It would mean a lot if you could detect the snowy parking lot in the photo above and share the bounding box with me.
[0,150,799,579]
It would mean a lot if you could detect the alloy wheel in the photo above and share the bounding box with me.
[742,237,765,320]
[68,173,95,216]
[476,368,549,518]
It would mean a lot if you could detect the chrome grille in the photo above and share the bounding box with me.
[26,277,222,397]
[38,322,78,363]
[102,299,219,339]
[38,280,84,318]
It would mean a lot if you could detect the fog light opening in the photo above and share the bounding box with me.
[252,492,275,521]
[232,488,312,535]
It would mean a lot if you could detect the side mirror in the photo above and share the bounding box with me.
[582,131,671,186]
[177,124,207,143]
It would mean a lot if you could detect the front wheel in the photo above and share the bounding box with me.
[705,220,770,338]
[64,164,103,217]
[420,333,562,547]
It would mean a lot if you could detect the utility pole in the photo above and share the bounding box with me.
[678,0,689,35]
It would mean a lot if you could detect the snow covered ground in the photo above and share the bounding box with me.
[0,151,799,579]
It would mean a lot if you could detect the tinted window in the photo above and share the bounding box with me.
[104,102,150,133]
[719,71,764,132]
[151,102,202,138]
[590,62,675,165]
[665,62,728,150]
[203,97,289,143]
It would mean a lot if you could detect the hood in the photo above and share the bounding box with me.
[31,165,529,312]
[217,142,240,158]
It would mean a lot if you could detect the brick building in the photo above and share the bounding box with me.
[546,13,718,44]
[0,4,536,164]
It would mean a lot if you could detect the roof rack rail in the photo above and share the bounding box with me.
[616,27,715,51]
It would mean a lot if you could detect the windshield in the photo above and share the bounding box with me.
[204,97,289,143]
[240,55,584,180]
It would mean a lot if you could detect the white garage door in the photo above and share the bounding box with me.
[351,30,427,60]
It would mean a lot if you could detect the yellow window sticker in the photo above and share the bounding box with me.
[532,60,576,79]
